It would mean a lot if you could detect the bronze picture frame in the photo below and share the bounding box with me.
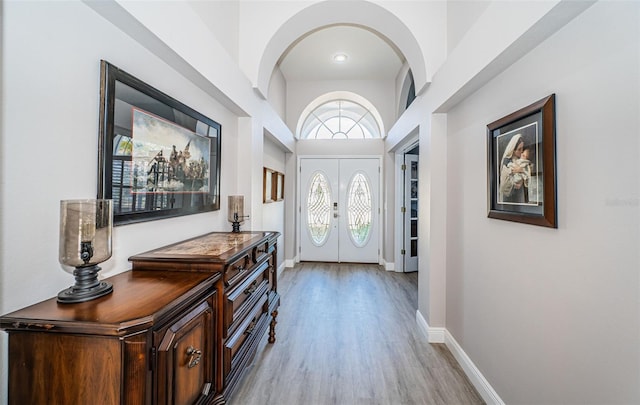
[487,94,557,228]
[263,167,274,203]
[263,167,284,203]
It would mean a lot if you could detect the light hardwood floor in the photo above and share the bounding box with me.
[231,262,484,405]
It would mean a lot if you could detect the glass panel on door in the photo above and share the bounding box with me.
[346,172,372,247]
[410,160,418,258]
[306,172,332,246]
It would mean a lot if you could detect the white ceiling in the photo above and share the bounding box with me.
[278,25,405,82]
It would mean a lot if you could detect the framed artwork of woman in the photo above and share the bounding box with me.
[486,94,557,228]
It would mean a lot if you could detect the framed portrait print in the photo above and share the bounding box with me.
[97,60,222,225]
[487,94,557,228]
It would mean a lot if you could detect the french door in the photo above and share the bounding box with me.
[403,154,418,272]
[299,158,380,263]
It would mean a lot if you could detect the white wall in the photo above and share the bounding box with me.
[297,139,385,157]
[188,0,240,64]
[395,63,411,117]
[445,1,639,403]
[263,135,286,270]
[446,0,490,54]
[381,0,446,84]
[238,0,308,88]
[268,66,287,121]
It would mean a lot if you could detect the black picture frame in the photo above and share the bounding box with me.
[487,94,557,228]
[98,60,222,226]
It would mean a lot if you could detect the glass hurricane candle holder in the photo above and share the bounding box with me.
[57,199,113,303]
[228,195,248,233]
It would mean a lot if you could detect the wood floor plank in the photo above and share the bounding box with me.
[230,263,484,405]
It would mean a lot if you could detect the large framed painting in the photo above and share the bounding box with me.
[486,94,557,228]
[98,60,222,225]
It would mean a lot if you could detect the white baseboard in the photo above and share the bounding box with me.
[383,260,410,273]
[284,259,295,268]
[415,310,445,343]
[416,310,429,339]
[277,262,286,277]
[445,331,505,405]
[415,310,504,405]
[428,326,446,343]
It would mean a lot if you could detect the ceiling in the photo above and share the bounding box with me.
[278,25,405,82]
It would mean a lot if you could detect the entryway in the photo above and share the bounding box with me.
[299,157,380,263]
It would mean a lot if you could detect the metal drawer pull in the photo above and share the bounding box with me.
[186,346,202,368]
[244,319,257,335]
[244,281,258,295]
[236,265,245,272]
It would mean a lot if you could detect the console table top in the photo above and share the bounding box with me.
[129,231,279,265]
[154,232,259,256]
[0,270,217,335]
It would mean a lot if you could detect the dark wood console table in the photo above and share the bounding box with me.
[0,231,280,405]
[129,231,280,404]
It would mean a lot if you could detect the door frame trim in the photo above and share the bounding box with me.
[297,155,383,264]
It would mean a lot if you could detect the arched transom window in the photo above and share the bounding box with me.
[299,99,381,139]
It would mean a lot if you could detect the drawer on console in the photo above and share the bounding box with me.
[267,236,277,252]
[267,255,276,292]
[223,293,268,377]
[224,261,269,333]
[225,254,252,288]
[252,241,269,264]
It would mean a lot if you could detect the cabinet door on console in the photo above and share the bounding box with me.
[154,294,216,405]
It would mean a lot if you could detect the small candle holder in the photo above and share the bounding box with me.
[57,199,114,303]
[228,195,249,233]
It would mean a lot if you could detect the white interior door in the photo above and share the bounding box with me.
[403,154,419,272]
[300,158,379,263]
